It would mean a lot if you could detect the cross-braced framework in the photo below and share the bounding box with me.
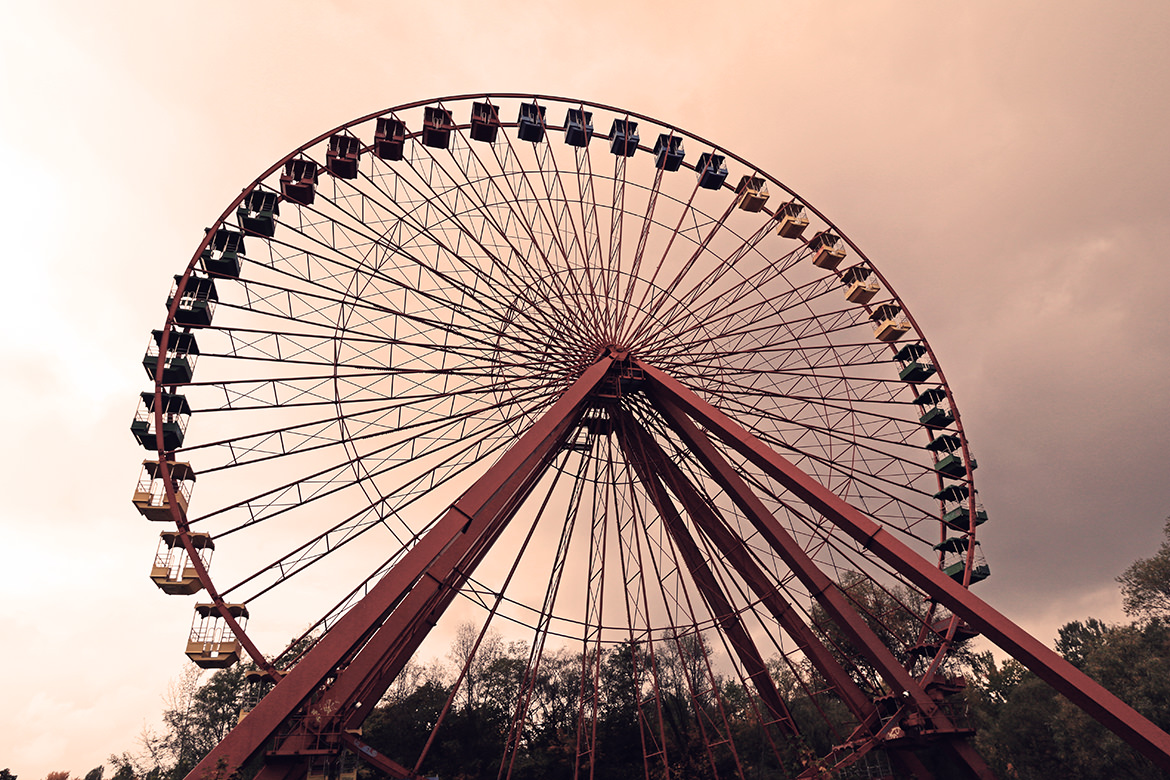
[130,95,1170,780]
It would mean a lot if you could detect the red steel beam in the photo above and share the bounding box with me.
[614,410,801,737]
[184,355,615,780]
[646,393,985,779]
[619,409,940,780]
[648,393,947,709]
[643,444,941,780]
[617,410,881,729]
[620,419,944,780]
[638,359,1170,773]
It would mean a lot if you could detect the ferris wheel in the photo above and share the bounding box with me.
[131,94,1169,780]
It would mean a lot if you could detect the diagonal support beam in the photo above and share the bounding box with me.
[638,359,1170,773]
[617,407,881,730]
[617,409,943,780]
[184,355,616,780]
[647,391,947,707]
[647,394,987,780]
[613,408,801,737]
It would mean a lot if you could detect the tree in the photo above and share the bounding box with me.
[966,650,1029,707]
[362,674,451,776]
[967,619,1170,779]
[146,663,249,778]
[807,571,977,700]
[105,760,136,780]
[1054,617,1109,668]
[447,621,506,712]
[110,662,251,780]
[1118,517,1170,619]
[1053,620,1170,778]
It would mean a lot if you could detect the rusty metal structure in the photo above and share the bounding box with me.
[131,95,1170,779]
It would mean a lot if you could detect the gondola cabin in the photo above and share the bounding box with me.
[201,226,247,277]
[896,342,927,362]
[932,616,981,642]
[187,603,248,669]
[281,158,319,206]
[166,274,218,328]
[517,102,546,142]
[943,505,989,532]
[871,303,910,342]
[696,153,728,190]
[374,117,406,160]
[920,405,955,429]
[735,175,769,212]
[900,360,936,383]
[326,133,361,179]
[933,480,989,530]
[935,452,977,479]
[842,266,880,304]
[609,118,639,156]
[934,483,969,503]
[653,133,685,171]
[132,460,195,522]
[775,201,809,239]
[237,669,272,724]
[580,410,614,437]
[564,107,594,147]
[422,106,454,149]
[143,329,199,385]
[934,537,990,585]
[809,231,847,270]
[151,531,213,595]
[236,190,279,239]
[912,388,950,409]
[898,343,937,382]
[926,432,960,452]
[847,280,880,304]
[130,391,190,451]
[470,102,501,143]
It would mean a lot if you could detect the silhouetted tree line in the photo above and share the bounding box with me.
[964,518,1170,779]
[359,627,809,780]
[87,520,1170,780]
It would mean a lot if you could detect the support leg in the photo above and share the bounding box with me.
[183,356,614,780]
[647,388,992,780]
[640,358,1170,773]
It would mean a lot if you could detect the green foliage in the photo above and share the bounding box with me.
[1054,617,1109,668]
[109,662,252,780]
[106,520,1170,780]
[968,621,1170,779]
[966,650,1028,707]
[1056,620,1170,778]
[1118,518,1170,619]
[362,626,812,780]
[362,677,450,776]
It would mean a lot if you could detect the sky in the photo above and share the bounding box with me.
[2,1,1169,777]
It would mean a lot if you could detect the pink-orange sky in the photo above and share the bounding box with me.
[2,1,1169,776]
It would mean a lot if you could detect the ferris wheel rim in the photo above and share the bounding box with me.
[144,92,983,699]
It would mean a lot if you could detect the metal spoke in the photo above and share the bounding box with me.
[133,95,1052,780]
